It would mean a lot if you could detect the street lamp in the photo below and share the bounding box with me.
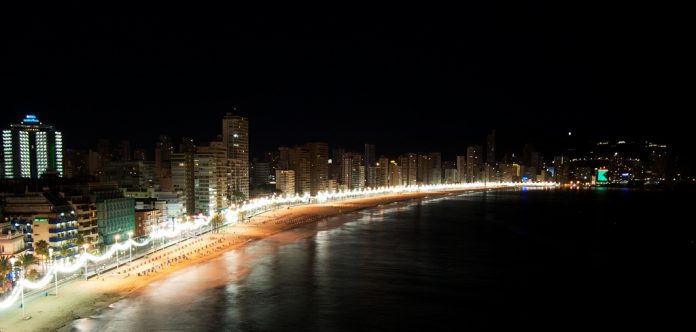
[114,234,121,272]
[82,244,90,279]
[10,256,26,319]
[128,231,133,264]
[47,246,58,295]
[48,248,53,268]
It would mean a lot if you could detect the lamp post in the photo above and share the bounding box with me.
[10,256,25,319]
[128,231,133,265]
[114,234,121,272]
[82,244,90,280]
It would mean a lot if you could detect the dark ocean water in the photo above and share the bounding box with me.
[67,188,695,331]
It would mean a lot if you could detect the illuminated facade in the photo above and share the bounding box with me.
[172,141,231,215]
[306,142,329,195]
[289,146,311,195]
[2,115,63,179]
[275,170,296,195]
[222,112,250,198]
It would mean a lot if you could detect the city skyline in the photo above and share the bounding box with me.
[1,8,690,159]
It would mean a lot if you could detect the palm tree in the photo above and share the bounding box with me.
[232,190,246,203]
[20,254,35,272]
[0,256,10,294]
[211,214,224,233]
[35,240,49,272]
[60,244,70,263]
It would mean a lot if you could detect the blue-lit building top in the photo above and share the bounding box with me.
[2,115,64,179]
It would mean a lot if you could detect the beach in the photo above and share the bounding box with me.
[0,187,495,332]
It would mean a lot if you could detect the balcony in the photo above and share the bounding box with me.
[48,219,75,225]
[48,233,78,242]
[49,226,78,233]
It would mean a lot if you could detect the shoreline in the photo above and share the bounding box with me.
[0,186,517,332]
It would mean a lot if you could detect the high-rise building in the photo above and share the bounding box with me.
[2,114,64,178]
[275,170,296,195]
[63,149,90,179]
[364,144,376,168]
[155,135,174,176]
[133,148,147,162]
[171,139,195,214]
[486,130,496,163]
[88,150,102,176]
[388,160,402,186]
[251,160,272,186]
[444,168,459,184]
[341,153,364,189]
[330,148,345,184]
[222,111,249,198]
[647,142,668,181]
[196,141,231,214]
[306,142,329,195]
[456,155,467,183]
[64,194,99,244]
[172,140,231,215]
[278,147,290,170]
[430,152,442,185]
[417,154,432,184]
[365,144,377,187]
[499,163,520,182]
[366,166,377,188]
[376,157,390,187]
[99,160,157,190]
[289,146,311,195]
[466,145,482,182]
[398,153,418,186]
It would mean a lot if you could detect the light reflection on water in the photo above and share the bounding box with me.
[61,189,682,331]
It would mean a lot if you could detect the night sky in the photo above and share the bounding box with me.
[0,5,689,160]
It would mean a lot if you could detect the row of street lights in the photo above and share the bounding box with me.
[113,231,134,273]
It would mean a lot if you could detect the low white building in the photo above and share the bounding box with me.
[0,225,25,256]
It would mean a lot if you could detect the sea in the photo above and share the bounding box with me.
[65,187,695,331]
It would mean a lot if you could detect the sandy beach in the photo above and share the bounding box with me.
[0,187,498,331]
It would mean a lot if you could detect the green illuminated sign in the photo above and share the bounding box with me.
[597,169,608,182]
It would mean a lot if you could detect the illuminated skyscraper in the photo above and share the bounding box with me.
[2,115,64,179]
[341,153,364,189]
[222,111,250,199]
[306,142,329,195]
[289,146,311,195]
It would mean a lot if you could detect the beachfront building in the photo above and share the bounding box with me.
[65,194,99,245]
[91,186,135,246]
[134,208,161,237]
[3,192,78,256]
